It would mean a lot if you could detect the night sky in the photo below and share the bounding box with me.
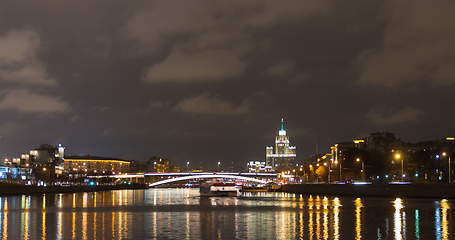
[1,1,454,169]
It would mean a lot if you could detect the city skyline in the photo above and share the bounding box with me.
[0,1,455,169]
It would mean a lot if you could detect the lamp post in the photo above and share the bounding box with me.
[335,160,342,182]
[217,161,221,172]
[186,161,190,171]
[356,158,364,180]
[324,162,330,183]
[394,153,403,182]
[442,152,451,183]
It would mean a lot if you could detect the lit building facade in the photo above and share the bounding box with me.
[266,119,297,171]
[63,156,131,175]
[247,161,267,173]
[20,144,66,178]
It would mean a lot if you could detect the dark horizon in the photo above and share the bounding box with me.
[1,1,455,169]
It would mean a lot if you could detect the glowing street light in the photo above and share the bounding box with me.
[355,158,365,180]
[394,153,404,182]
[441,152,451,183]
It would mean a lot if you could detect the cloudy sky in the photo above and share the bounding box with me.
[0,1,454,169]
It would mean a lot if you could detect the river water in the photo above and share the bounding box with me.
[0,188,452,239]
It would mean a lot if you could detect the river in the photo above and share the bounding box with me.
[0,188,452,239]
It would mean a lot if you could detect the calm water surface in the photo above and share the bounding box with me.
[0,188,453,239]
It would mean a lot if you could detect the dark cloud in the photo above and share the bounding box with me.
[0,89,69,113]
[358,1,455,87]
[366,107,423,125]
[174,94,250,116]
[143,49,246,83]
[0,0,453,168]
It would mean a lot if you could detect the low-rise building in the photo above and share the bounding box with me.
[247,161,268,172]
[64,156,131,175]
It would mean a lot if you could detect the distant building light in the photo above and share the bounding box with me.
[353,139,365,144]
[446,137,455,141]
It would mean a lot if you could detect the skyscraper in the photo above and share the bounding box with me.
[266,119,297,171]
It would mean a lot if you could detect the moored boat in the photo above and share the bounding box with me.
[199,182,241,197]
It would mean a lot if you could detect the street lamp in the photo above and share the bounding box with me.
[442,152,451,183]
[394,153,404,181]
[186,161,190,171]
[217,161,221,171]
[356,158,365,180]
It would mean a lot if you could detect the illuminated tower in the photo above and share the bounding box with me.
[265,118,297,171]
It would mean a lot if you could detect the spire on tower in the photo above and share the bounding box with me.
[278,118,286,136]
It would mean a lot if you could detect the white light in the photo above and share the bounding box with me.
[149,174,268,187]
[353,182,371,185]
[266,154,297,158]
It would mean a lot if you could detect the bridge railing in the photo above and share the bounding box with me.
[88,172,277,178]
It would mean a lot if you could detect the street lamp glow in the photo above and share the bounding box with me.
[394,153,404,182]
[442,152,447,157]
[356,158,360,162]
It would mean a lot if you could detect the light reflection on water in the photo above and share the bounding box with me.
[0,188,452,239]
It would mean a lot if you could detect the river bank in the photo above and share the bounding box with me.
[0,182,148,196]
[281,183,455,198]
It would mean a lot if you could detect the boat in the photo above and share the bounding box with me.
[199,182,241,197]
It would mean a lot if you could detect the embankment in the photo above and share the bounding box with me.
[0,182,147,196]
[281,183,455,198]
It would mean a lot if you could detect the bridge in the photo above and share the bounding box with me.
[88,172,277,187]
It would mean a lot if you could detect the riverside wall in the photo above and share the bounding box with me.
[281,183,455,198]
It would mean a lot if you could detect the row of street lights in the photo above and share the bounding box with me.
[394,151,452,183]
[303,151,452,183]
[436,152,451,183]
[185,161,222,171]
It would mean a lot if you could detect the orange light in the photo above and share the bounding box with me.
[64,159,130,164]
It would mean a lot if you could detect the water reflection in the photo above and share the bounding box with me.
[355,198,363,240]
[393,198,404,240]
[0,189,452,239]
[436,199,451,240]
[333,197,341,240]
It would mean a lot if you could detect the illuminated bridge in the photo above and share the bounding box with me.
[88,172,277,187]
